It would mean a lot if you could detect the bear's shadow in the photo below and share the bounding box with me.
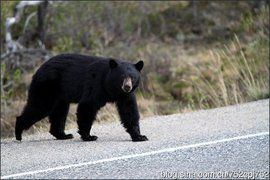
[5,138,133,145]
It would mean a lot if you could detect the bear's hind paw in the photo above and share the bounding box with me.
[132,135,148,142]
[58,134,74,140]
[52,133,74,140]
[81,135,98,141]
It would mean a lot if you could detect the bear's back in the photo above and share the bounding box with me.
[47,53,106,66]
[34,54,108,79]
[30,54,110,103]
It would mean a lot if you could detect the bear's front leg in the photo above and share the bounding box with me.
[116,94,148,142]
[77,102,99,141]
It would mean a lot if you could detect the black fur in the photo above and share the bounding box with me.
[15,54,148,142]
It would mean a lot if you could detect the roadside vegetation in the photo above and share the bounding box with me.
[1,1,269,137]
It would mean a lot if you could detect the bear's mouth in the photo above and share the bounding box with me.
[121,77,132,93]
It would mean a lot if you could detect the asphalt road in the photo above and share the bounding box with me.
[1,99,269,179]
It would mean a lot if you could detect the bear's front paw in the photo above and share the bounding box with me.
[81,135,98,141]
[132,135,148,142]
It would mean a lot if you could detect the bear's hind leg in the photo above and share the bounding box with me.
[77,102,100,141]
[49,101,73,140]
[15,105,50,141]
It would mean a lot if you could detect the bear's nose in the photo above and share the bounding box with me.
[123,85,131,92]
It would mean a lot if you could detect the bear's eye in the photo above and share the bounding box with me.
[130,76,135,81]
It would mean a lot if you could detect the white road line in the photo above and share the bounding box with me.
[1,131,269,179]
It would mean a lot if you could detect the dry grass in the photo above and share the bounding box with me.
[188,34,269,108]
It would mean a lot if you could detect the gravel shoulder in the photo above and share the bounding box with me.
[1,99,269,179]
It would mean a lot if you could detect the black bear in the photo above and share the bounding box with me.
[15,54,148,142]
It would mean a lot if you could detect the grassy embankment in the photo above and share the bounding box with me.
[1,2,269,137]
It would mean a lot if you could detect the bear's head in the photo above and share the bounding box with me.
[105,58,144,96]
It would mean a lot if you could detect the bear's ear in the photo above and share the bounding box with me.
[134,60,144,72]
[109,59,118,69]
